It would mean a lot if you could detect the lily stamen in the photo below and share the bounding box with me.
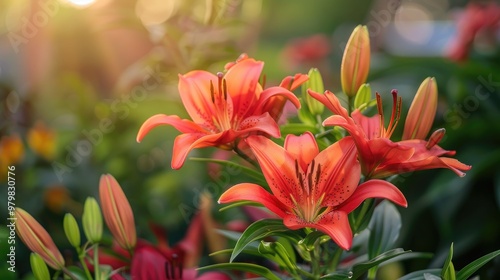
[426,128,446,149]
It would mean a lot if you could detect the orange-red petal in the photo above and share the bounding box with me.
[283,132,319,172]
[338,179,408,214]
[246,135,303,208]
[218,183,288,218]
[178,71,218,126]
[136,114,208,143]
[313,137,360,206]
[284,210,352,250]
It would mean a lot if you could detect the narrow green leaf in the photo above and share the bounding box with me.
[320,271,353,279]
[197,263,281,280]
[218,201,263,212]
[441,243,455,280]
[456,249,500,280]
[368,201,401,259]
[398,269,442,280]
[351,248,411,279]
[230,219,292,262]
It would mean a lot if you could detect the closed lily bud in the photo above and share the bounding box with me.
[82,197,103,243]
[15,208,65,270]
[354,83,372,111]
[302,68,325,115]
[341,25,370,97]
[99,174,136,250]
[403,77,438,140]
[63,213,81,248]
[30,253,51,280]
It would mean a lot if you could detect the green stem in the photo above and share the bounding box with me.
[328,247,343,273]
[77,247,93,280]
[297,268,317,279]
[310,240,322,279]
[315,114,325,133]
[353,199,372,233]
[367,266,377,280]
[61,267,80,280]
[348,96,354,115]
[93,244,100,279]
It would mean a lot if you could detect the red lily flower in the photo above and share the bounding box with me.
[137,54,307,169]
[90,213,229,280]
[219,132,407,250]
[309,89,471,179]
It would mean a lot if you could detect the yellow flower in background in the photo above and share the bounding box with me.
[27,121,57,161]
[0,134,24,180]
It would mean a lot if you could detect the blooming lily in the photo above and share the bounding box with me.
[219,132,407,250]
[137,54,307,169]
[309,84,471,179]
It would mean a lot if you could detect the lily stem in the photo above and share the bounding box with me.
[93,244,99,279]
[353,199,373,233]
[310,239,322,279]
[328,246,343,273]
[77,247,93,280]
[348,96,354,115]
[61,267,79,280]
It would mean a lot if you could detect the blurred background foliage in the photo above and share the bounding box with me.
[0,0,499,279]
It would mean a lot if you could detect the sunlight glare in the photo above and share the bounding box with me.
[64,0,96,8]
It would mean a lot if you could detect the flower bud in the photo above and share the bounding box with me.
[15,208,65,270]
[82,197,102,243]
[341,25,370,97]
[99,174,136,250]
[402,77,438,140]
[301,68,325,115]
[30,253,50,280]
[63,213,81,248]
[354,83,372,111]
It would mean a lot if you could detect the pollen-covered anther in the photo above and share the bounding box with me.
[426,128,446,149]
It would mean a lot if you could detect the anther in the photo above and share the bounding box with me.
[210,81,215,103]
[426,128,446,149]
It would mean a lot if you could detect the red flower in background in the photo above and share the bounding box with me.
[447,1,500,61]
[92,214,229,280]
[282,34,331,68]
[219,133,407,250]
[137,54,307,169]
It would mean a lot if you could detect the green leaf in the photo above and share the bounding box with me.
[218,201,263,212]
[441,243,455,280]
[354,83,371,111]
[351,248,411,279]
[456,249,500,280]
[399,269,442,280]
[258,241,298,272]
[368,201,402,259]
[197,263,281,280]
[230,219,299,262]
[320,271,353,279]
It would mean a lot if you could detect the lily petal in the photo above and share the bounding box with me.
[131,244,167,280]
[137,114,208,143]
[238,112,281,139]
[224,58,264,120]
[308,90,350,120]
[279,73,309,91]
[351,110,381,140]
[284,210,352,250]
[314,137,360,206]
[254,86,301,120]
[246,135,303,207]
[338,179,408,214]
[179,71,218,127]
[284,132,319,172]
[219,183,288,218]
[171,133,222,169]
